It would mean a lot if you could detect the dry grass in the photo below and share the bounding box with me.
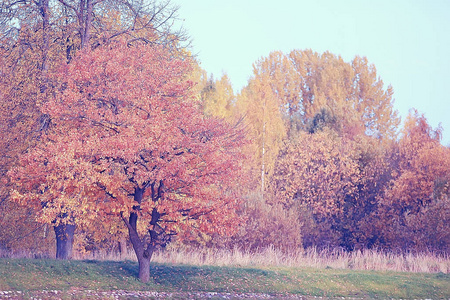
[3,246,448,273]
[148,246,449,273]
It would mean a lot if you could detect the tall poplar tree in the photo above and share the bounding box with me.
[236,68,286,197]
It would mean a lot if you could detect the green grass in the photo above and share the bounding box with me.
[0,258,449,299]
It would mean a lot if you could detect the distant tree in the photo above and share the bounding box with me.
[307,108,340,134]
[270,130,361,248]
[238,49,404,251]
[238,49,399,211]
[245,50,399,140]
[236,66,287,196]
[377,110,450,252]
[202,74,235,120]
[335,134,395,250]
[9,41,247,282]
[229,197,303,252]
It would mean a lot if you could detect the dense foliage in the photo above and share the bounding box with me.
[226,50,449,253]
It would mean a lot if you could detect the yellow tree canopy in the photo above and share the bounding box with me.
[247,49,400,140]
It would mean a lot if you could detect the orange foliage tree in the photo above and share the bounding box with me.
[241,49,405,251]
[1,0,188,257]
[377,110,450,251]
[271,130,361,248]
[237,49,399,211]
[0,23,57,255]
[9,41,247,281]
[343,135,396,250]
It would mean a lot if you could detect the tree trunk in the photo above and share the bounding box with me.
[118,237,127,259]
[261,92,267,200]
[126,222,155,282]
[126,211,155,282]
[121,187,156,282]
[54,224,75,259]
[136,250,152,283]
[38,0,50,74]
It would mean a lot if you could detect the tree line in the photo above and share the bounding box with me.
[1,0,449,282]
[197,50,449,254]
[200,50,450,252]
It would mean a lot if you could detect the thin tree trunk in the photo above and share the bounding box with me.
[118,237,127,259]
[39,0,50,74]
[81,0,93,49]
[261,120,266,198]
[54,224,75,259]
[261,91,267,200]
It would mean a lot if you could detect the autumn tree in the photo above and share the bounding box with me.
[9,41,247,281]
[0,30,58,254]
[270,129,361,248]
[236,49,403,251]
[268,105,448,252]
[237,49,398,204]
[226,195,303,252]
[201,73,236,121]
[342,135,396,250]
[376,110,450,252]
[1,0,187,258]
[244,50,399,140]
[236,66,286,196]
[0,0,186,53]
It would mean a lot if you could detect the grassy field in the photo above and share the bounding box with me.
[0,258,449,299]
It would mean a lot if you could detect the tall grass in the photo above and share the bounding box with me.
[75,246,449,274]
[150,246,449,273]
[2,246,448,273]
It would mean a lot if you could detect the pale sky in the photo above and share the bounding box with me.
[176,0,450,145]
